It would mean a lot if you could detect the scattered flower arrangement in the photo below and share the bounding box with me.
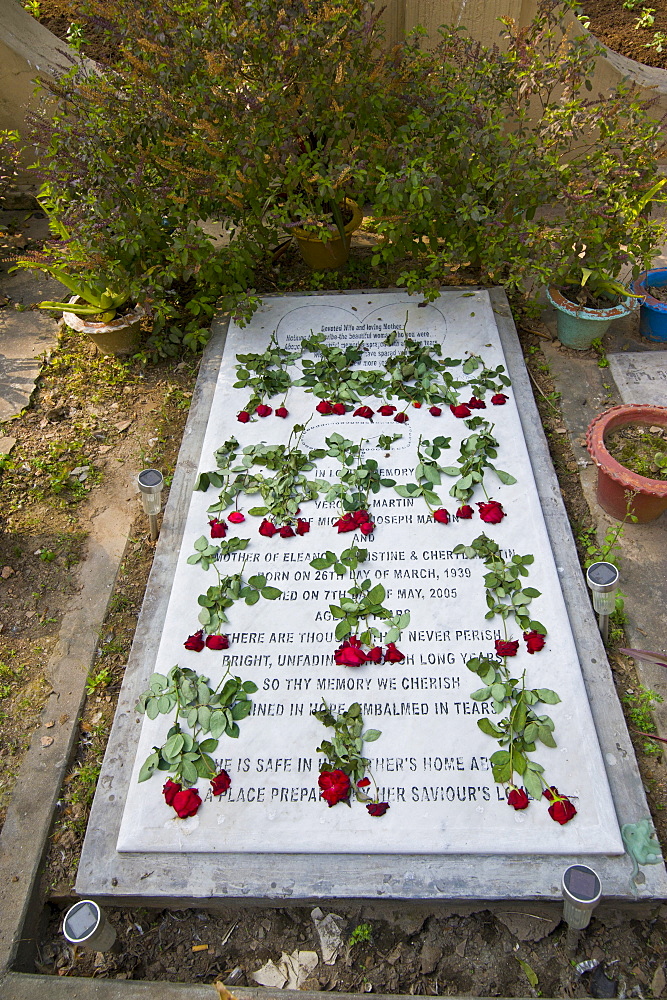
[136,665,256,818]
[313,701,389,817]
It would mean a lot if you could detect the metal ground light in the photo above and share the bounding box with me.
[586,561,619,645]
[62,899,117,952]
[137,468,164,541]
[562,864,602,956]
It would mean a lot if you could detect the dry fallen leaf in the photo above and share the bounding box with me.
[114,419,133,432]
[40,736,54,747]
[214,982,239,1000]
[45,721,55,729]
[1,566,15,579]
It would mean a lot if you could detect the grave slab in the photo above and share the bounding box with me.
[608,351,667,406]
[77,289,667,904]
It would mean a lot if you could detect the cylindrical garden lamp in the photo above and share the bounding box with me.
[586,561,619,645]
[137,468,164,541]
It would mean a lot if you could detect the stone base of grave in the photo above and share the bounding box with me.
[76,288,667,905]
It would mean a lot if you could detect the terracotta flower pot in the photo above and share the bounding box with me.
[292,198,363,270]
[63,296,145,356]
[586,404,667,522]
[546,285,635,350]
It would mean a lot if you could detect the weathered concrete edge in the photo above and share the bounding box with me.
[75,290,667,906]
[0,500,134,973]
[491,288,667,896]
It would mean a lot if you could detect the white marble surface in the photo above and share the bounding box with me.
[608,352,667,406]
[118,290,622,855]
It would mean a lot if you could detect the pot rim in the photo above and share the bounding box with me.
[631,268,667,313]
[585,403,667,499]
[292,197,363,244]
[547,285,636,319]
[62,295,145,334]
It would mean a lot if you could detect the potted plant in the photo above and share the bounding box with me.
[545,264,638,351]
[586,404,667,522]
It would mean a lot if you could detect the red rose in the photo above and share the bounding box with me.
[524,629,546,654]
[357,777,371,788]
[429,406,442,416]
[334,639,368,667]
[495,639,519,657]
[184,630,205,652]
[279,525,295,538]
[228,511,245,524]
[367,802,390,816]
[259,519,278,537]
[211,769,232,796]
[468,396,486,409]
[209,518,226,538]
[359,520,374,536]
[334,513,356,533]
[318,769,350,806]
[256,403,272,417]
[237,410,250,423]
[543,786,577,825]
[433,508,450,524]
[491,393,508,405]
[354,406,374,420]
[412,401,422,408]
[296,518,310,535]
[394,412,409,424]
[205,634,229,650]
[478,500,505,523]
[367,646,383,663]
[508,787,529,810]
[332,402,347,415]
[353,510,370,525]
[384,642,405,663]
[456,505,474,519]
[275,406,289,418]
[450,403,471,418]
[316,400,334,415]
[171,786,202,818]
[163,778,181,807]
[379,404,396,416]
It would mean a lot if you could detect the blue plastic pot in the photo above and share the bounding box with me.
[546,285,635,350]
[631,269,667,343]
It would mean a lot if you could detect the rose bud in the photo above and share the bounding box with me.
[429,405,442,416]
[366,646,383,663]
[378,404,396,416]
[211,769,232,796]
[508,787,529,810]
[491,393,508,405]
[205,634,229,650]
[495,639,520,657]
[359,520,374,536]
[163,778,181,806]
[357,777,371,788]
[228,511,245,524]
[384,642,405,663]
[433,508,450,524]
[259,518,278,537]
[237,410,250,423]
[171,786,202,818]
[478,500,505,523]
[275,406,289,418]
[456,505,474,519]
[524,629,546,653]
[543,786,577,825]
[279,524,295,538]
[394,412,409,423]
[184,630,205,652]
[354,406,374,420]
[450,403,471,418]
[334,640,368,667]
[295,519,310,535]
[468,396,486,409]
[316,400,334,415]
[367,802,390,816]
[209,518,226,538]
[332,402,347,415]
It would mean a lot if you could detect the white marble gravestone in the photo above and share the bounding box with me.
[608,351,667,406]
[116,290,622,858]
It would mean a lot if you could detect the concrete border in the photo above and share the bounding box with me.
[0,500,134,973]
[75,290,667,906]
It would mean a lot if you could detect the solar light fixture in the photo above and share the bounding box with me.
[586,561,619,644]
[62,899,117,952]
[137,468,164,540]
[562,864,602,955]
